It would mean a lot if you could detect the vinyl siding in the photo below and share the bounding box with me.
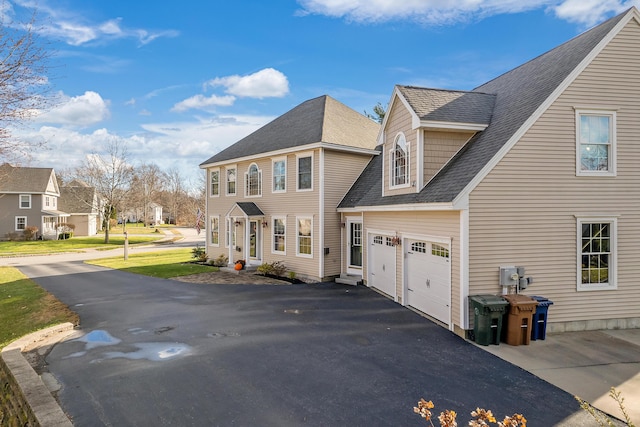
[207,148,374,280]
[362,210,461,327]
[469,19,640,327]
[0,193,45,238]
[323,150,373,278]
[424,130,474,184]
[383,97,417,196]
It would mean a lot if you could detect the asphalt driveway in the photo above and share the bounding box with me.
[20,261,597,426]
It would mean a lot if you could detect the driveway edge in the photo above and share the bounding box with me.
[1,323,76,426]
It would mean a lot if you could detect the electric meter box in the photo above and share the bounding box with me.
[499,266,518,287]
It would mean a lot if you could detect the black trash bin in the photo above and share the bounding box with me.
[469,295,509,346]
[530,295,554,340]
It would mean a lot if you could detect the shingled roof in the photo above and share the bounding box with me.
[0,163,59,194]
[200,95,380,167]
[59,186,98,214]
[339,8,629,209]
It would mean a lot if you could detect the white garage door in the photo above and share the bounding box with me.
[405,239,451,324]
[368,235,396,298]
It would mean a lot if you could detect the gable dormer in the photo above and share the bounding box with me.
[381,86,495,196]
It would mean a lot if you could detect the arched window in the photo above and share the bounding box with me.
[245,163,262,196]
[391,133,408,186]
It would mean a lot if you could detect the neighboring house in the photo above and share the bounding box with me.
[199,95,380,281]
[148,203,163,226]
[337,7,640,335]
[0,163,69,240]
[58,181,102,236]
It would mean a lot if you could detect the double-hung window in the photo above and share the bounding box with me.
[19,194,31,209]
[297,154,312,191]
[210,216,220,246]
[210,170,220,196]
[272,217,286,254]
[273,158,286,192]
[577,217,616,291]
[390,133,409,187]
[15,216,27,231]
[226,167,236,196]
[296,217,312,257]
[576,110,616,176]
[245,164,262,196]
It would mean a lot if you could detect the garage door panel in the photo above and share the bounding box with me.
[405,240,450,324]
[369,235,396,298]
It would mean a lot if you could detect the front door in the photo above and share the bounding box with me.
[249,220,260,260]
[347,220,362,275]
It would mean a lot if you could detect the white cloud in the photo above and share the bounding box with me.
[35,91,110,127]
[6,0,179,46]
[295,0,639,26]
[552,0,636,26]
[207,68,290,99]
[171,94,237,112]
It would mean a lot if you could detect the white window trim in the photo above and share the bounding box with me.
[272,157,287,193]
[296,152,314,192]
[15,216,27,231]
[244,163,262,198]
[226,165,237,196]
[296,216,313,258]
[210,216,220,247]
[389,132,411,189]
[272,215,286,255]
[576,216,617,291]
[210,169,220,197]
[575,109,616,177]
[19,194,31,209]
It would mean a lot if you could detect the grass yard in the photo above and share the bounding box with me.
[0,267,79,349]
[98,223,164,234]
[0,236,161,256]
[85,248,217,278]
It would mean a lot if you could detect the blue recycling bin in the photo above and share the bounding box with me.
[530,296,553,340]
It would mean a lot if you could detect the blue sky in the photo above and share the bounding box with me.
[6,0,638,186]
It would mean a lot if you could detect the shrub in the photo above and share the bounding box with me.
[191,245,207,262]
[257,263,273,276]
[23,226,38,240]
[211,254,228,267]
[413,399,526,427]
[257,261,287,277]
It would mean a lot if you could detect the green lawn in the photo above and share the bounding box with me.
[98,223,164,234]
[0,267,79,349]
[85,249,217,278]
[0,236,161,256]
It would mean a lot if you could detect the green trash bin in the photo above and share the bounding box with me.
[469,295,509,346]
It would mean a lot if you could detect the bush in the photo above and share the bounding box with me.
[257,261,287,277]
[191,245,207,262]
[210,254,228,267]
[23,226,38,240]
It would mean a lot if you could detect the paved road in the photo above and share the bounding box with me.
[17,259,600,426]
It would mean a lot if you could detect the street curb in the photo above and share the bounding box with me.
[1,323,76,426]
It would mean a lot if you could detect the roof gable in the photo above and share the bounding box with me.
[200,95,380,166]
[59,186,98,214]
[340,8,633,208]
[0,163,60,195]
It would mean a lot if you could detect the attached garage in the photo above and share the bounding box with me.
[404,237,451,326]
[367,234,397,299]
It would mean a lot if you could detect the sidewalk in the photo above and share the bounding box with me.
[480,329,640,423]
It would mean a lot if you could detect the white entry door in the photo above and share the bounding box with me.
[405,239,451,324]
[368,234,396,298]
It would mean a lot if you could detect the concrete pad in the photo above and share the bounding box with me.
[480,330,640,423]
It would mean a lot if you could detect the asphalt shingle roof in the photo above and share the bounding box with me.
[0,163,57,194]
[59,187,98,214]
[200,95,380,166]
[339,9,628,208]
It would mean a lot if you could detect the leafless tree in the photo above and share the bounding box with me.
[74,139,133,243]
[164,167,185,225]
[0,3,53,163]
[129,163,167,226]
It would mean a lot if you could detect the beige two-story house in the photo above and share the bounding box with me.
[199,95,380,281]
[339,7,640,335]
[0,163,69,240]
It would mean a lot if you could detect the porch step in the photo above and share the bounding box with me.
[335,273,362,286]
[220,265,258,274]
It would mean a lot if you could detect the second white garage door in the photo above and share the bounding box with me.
[405,239,451,325]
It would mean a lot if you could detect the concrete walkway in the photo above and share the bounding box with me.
[480,329,640,423]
